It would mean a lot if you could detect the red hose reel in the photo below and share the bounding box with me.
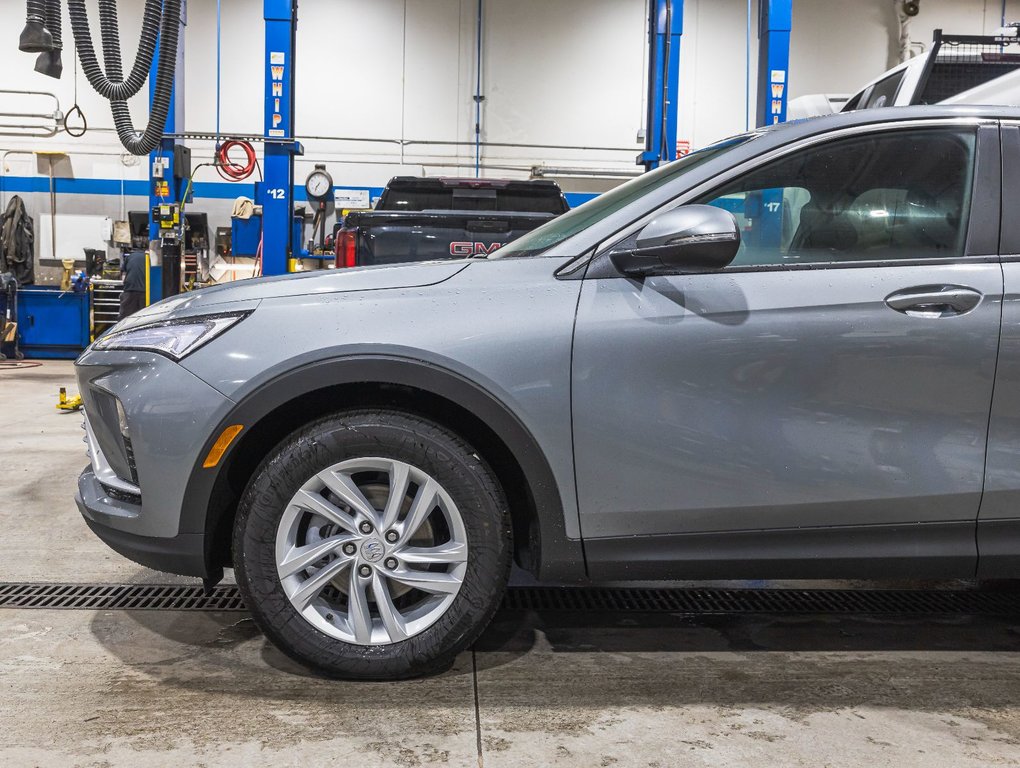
[215,139,257,181]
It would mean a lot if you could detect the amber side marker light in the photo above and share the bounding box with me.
[203,425,244,468]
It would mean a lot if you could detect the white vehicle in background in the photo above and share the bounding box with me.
[787,93,849,120]
[941,67,1020,106]
[841,52,931,111]
[791,26,1020,118]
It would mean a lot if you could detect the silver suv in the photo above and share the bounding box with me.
[76,106,1020,679]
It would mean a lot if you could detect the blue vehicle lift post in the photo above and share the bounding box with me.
[149,1,300,282]
[749,0,791,249]
[147,1,187,302]
[260,0,303,276]
[755,0,791,128]
[638,0,683,172]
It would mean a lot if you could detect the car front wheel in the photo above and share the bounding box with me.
[233,409,512,679]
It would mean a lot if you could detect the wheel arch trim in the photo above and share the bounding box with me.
[180,354,586,582]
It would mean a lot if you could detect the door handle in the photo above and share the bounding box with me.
[884,285,982,317]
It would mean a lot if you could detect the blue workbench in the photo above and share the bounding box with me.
[11,286,91,359]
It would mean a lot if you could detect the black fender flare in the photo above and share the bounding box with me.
[180,354,586,582]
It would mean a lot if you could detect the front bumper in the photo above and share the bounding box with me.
[74,348,237,577]
[76,467,210,577]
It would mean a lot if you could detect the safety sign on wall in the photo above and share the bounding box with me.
[334,189,371,209]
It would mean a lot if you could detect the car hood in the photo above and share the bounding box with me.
[121,260,471,326]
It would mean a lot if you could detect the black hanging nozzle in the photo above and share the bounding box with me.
[34,50,63,78]
[33,0,63,78]
[19,0,55,53]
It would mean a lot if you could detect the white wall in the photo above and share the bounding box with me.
[2,0,1020,283]
[6,1,1020,176]
[791,0,1020,99]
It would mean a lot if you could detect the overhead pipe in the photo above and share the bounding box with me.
[0,89,61,138]
[531,166,642,179]
[658,0,673,164]
[474,0,484,177]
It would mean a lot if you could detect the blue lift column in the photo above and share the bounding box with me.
[260,0,303,276]
[637,0,683,172]
[752,0,791,249]
[147,1,187,302]
[755,0,791,128]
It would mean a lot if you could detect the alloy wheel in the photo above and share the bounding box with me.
[275,457,468,645]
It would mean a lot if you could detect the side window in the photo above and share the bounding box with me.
[696,129,976,268]
[840,90,865,112]
[862,71,905,109]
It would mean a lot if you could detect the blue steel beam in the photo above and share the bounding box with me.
[638,0,683,172]
[260,0,303,276]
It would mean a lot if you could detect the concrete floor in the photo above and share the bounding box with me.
[3,360,1020,767]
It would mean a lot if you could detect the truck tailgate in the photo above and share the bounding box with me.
[349,211,555,265]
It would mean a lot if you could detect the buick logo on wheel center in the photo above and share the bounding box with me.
[360,539,385,563]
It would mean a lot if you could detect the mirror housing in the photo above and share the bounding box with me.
[610,204,740,277]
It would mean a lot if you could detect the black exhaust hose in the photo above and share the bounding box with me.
[66,0,182,155]
[108,0,183,156]
[25,0,47,27]
[66,0,161,101]
[44,0,61,50]
[34,0,63,79]
[20,0,53,53]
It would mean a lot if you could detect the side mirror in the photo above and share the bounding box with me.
[610,204,740,277]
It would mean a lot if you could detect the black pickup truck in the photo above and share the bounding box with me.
[333,176,569,267]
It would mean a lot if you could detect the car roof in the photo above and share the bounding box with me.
[752,104,1019,146]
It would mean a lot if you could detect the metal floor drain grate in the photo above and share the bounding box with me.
[1,582,1019,615]
[0,583,247,612]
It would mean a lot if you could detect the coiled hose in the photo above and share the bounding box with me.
[216,140,258,181]
[66,0,161,101]
[67,0,183,155]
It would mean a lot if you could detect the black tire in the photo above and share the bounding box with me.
[233,408,512,679]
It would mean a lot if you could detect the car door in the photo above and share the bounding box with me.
[572,121,1002,580]
[979,122,1020,577]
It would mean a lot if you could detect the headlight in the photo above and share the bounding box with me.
[91,312,249,361]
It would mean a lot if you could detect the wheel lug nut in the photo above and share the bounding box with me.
[384,557,398,569]
[342,543,356,556]
[358,565,372,577]
[359,521,373,534]
[385,530,398,543]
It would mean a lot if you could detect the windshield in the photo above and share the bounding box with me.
[493,133,757,259]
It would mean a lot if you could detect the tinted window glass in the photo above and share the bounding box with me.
[381,188,567,214]
[493,191,568,214]
[863,71,905,108]
[840,90,865,112]
[696,129,975,267]
[495,133,757,258]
